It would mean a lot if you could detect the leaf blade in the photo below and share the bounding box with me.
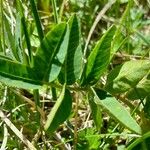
[105,60,150,94]
[92,88,141,134]
[82,25,116,85]
[34,23,68,82]
[0,58,42,89]
[44,85,72,133]
[65,14,82,84]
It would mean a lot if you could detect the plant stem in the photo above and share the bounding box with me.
[51,0,59,23]
[74,92,79,150]
[0,0,5,54]
[33,89,41,124]
[50,0,59,102]
[33,89,45,144]
[59,0,66,22]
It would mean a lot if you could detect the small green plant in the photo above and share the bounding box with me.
[0,0,150,149]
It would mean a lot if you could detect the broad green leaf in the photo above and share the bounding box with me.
[44,85,72,133]
[0,58,42,89]
[92,88,141,134]
[81,25,116,85]
[105,60,150,94]
[65,14,82,85]
[34,23,68,82]
[48,25,69,82]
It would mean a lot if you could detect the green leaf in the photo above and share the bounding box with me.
[34,23,69,82]
[0,39,3,52]
[105,60,150,94]
[92,88,141,134]
[29,0,44,42]
[0,58,42,89]
[81,25,116,85]
[127,74,150,100]
[88,90,102,131]
[48,24,69,82]
[44,85,72,133]
[4,15,18,60]
[65,14,82,85]
[16,0,32,65]
[15,13,23,62]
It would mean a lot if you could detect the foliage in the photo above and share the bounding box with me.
[0,0,150,149]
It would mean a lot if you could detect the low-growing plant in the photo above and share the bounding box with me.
[0,0,150,149]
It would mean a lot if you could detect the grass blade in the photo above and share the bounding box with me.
[29,0,44,42]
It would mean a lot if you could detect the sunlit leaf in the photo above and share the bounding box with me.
[81,25,116,85]
[92,88,141,134]
[127,74,150,100]
[105,60,150,95]
[65,14,82,84]
[34,23,69,82]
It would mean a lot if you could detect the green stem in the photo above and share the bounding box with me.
[59,0,66,22]
[0,0,5,54]
[50,0,59,101]
[51,0,59,23]
[33,89,41,123]
[33,89,40,107]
